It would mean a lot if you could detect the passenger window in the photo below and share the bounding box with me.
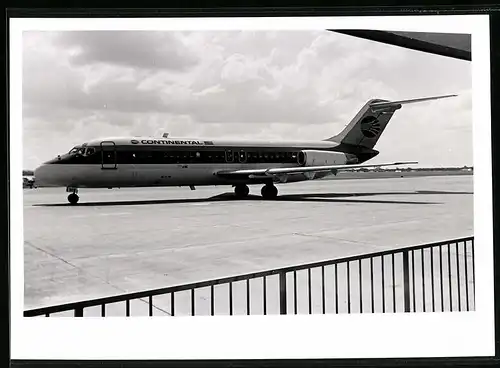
[225,150,234,162]
[239,150,246,163]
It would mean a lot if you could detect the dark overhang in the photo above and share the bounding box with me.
[331,30,471,61]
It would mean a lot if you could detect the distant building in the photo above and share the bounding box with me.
[23,169,36,188]
[23,175,35,188]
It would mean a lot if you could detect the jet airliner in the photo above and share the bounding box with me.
[34,94,456,204]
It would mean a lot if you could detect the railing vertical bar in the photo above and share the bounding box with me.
[321,266,326,314]
[381,255,385,313]
[308,268,312,315]
[448,243,453,312]
[263,276,267,316]
[472,238,475,301]
[74,307,83,317]
[229,282,233,316]
[148,296,153,317]
[191,289,195,316]
[347,261,351,314]
[431,246,435,312]
[412,250,416,312]
[456,242,461,312]
[370,257,374,313]
[421,249,426,313]
[279,272,287,315]
[246,279,250,315]
[335,263,339,314]
[392,253,396,313]
[101,304,106,317]
[171,293,175,316]
[211,285,214,316]
[402,251,410,313]
[293,271,297,315]
[126,299,130,317]
[359,259,363,314]
[464,241,470,311]
[439,244,444,312]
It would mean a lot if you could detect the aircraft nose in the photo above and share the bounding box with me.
[34,163,60,187]
[34,164,48,187]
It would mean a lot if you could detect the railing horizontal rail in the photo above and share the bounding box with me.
[24,236,474,317]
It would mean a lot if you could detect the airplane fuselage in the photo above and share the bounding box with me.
[34,136,377,189]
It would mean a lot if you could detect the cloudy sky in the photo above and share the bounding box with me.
[22,30,472,169]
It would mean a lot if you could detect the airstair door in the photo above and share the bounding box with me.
[100,141,117,170]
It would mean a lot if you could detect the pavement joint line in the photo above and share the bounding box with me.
[291,232,372,246]
[24,241,171,316]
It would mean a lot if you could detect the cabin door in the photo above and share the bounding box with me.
[100,141,117,170]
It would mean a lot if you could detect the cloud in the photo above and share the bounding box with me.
[21,30,473,169]
[54,31,199,71]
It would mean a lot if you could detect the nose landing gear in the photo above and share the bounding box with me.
[67,187,79,205]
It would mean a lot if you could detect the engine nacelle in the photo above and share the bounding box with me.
[297,150,348,167]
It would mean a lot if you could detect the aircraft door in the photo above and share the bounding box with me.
[100,141,117,170]
[225,149,234,163]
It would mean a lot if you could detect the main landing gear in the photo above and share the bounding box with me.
[233,184,279,199]
[234,184,250,198]
[67,188,79,205]
[261,184,278,200]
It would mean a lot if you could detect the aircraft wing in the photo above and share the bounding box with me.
[216,161,418,179]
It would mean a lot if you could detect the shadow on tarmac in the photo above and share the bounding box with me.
[34,190,472,207]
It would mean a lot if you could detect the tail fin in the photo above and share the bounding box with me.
[325,94,457,149]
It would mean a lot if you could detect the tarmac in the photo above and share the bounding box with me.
[22,174,473,315]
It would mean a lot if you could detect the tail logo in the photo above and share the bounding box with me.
[360,115,381,138]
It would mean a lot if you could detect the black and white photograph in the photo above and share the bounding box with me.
[9,14,495,361]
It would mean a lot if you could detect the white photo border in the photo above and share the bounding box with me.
[10,14,495,360]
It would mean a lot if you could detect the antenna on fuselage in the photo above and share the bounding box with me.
[162,133,169,138]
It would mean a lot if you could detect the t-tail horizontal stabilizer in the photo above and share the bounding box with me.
[369,94,457,113]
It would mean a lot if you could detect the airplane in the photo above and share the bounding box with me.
[34,94,456,204]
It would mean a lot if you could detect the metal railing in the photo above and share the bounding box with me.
[24,236,474,317]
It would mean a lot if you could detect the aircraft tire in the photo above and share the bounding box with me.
[234,184,250,198]
[261,184,278,199]
[68,193,79,205]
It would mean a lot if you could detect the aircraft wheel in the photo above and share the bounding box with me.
[234,184,250,198]
[68,193,79,205]
[261,184,278,199]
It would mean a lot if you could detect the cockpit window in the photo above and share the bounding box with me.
[86,147,95,155]
[69,146,86,155]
